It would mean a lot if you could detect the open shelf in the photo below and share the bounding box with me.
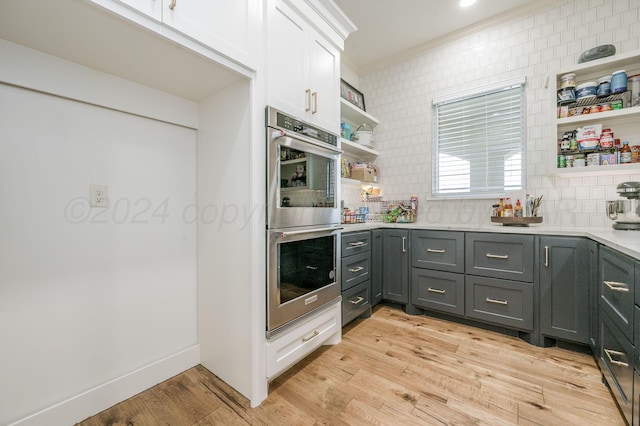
[340,98,379,128]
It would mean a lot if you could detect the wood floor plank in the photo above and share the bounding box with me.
[77,305,624,426]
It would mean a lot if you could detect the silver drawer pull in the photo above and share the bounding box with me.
[301,330,319,342]
[348,266,364,273]
[604,280,630,292]
[427,248,445,253]
[486,297,508,305]
[306,265,318,270]
[350,296,364,305]
[349,241,366,247]
[427,287,446,294]
[486,253,509,259]
[604,348,629,367]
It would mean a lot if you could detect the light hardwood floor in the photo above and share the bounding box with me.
[78,305,624,425]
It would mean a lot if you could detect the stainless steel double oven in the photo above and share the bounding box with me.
[266,106,341,338]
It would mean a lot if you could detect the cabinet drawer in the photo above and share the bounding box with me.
[342,280,370,326]
[411,230,464,273]
[466,233,534,282]
[341,251,370,290]
[465,275,533,331]
[635,305,640,372]
[599,310,633,424]
[342,231,371,256]
[411,268,464,316]
[599,246,635,340]
[266,300,341,379]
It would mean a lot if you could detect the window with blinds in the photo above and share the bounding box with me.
[432,79,525,198]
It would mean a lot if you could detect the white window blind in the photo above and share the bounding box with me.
[432,80,525,198]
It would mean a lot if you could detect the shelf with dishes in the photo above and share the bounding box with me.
[341,138,379,160]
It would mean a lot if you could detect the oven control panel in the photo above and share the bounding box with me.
[268,107,338,147]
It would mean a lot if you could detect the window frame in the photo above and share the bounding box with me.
[431,77,526,199]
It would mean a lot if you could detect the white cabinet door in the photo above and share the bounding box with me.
[116,0,162,20]
[266,0,309,121]
[266,0,340,132]
[162,0,257,69]
[308,33,339,132]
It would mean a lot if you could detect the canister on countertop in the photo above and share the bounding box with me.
[611,70,628,93]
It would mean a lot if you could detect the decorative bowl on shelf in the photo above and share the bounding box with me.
[491,216,543,226]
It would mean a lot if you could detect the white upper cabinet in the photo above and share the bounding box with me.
[116,0,161,20]
[266,0,341,133]
[162,0,258,70]
[106,0,259,70]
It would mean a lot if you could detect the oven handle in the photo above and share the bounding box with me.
[275,225,342,238]
[271,129,342,155]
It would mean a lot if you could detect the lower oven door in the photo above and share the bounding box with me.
[267,225,341,337]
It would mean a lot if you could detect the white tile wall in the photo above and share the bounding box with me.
[344,0,640,229]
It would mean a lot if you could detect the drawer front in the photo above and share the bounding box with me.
[342,231,371,257]
[635,305,640,372]
[341,251,370,290]
[599,246,635,340]
[466,233,534,282]
[266,300,341,379]
[599,310,633,424]
[411,268,464,316]
[411,230,464,273]
[465,275,533,331]
[342,280,371,326]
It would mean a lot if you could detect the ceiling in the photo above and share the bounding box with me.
[333,0,547,71]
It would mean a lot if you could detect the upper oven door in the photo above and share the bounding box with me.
[267,129,341,229]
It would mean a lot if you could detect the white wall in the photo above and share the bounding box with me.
[354,0,640,228]
[0,71,199,424]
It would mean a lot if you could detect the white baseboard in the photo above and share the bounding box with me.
[10,345,200,426]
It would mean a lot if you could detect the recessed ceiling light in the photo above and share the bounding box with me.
[460,0,477,7]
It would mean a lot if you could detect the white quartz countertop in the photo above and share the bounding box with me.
[342,222,640,260]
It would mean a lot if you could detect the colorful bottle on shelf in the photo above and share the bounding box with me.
[620,141,632,164]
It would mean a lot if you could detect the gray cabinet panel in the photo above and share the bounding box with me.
[589,241,600,355]
[370,230,383,306]
[465,275,533,331]
[600,310,633,425]
[341,231,371,257]
[539,236,589,344]
[599,246,635,340]
[342,280,370,326]
[635,305,640,373]
[341,251,370,291]
[411,230,464,273]
[411,268,464,316]
[466,233,534,282]
[382,229,409,304]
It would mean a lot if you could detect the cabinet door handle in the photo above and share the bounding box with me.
[428,287,446,294]
[349,241,366,247]
[305,265,318,270]
[604,348,629,367]
[603,280,630,292]
[311,92,318,114]
[544,246,549,268]
[486,253,508,259]
[168,0,176,10]
[486,297,508,305]
[402,236,407,253]
[305,89,311,112]
[427,248,445,253]
[301,330,319,342]
[348,266,364,273]
[350,296,364,305]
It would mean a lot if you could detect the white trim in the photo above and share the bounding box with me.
[9,345,200,426]
[432,76,526,106]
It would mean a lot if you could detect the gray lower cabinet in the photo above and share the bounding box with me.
[370,229,383,306]
[589,240,600,356]
[340,231,371,327]
[600,309,634,425]
[382,229,409,304]
[465,275,534,331]
[411,268,464,316]
[539,236,590,345]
